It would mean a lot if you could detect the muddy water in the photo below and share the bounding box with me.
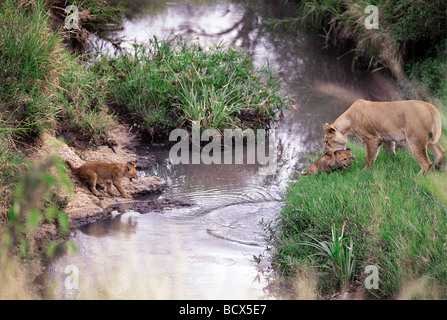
[45,0,402,299]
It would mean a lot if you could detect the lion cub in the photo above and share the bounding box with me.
[301,148,355,176]
[65,160,138,199]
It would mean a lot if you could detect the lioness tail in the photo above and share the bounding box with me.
[425,102,443,145]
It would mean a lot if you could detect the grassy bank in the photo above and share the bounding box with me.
[270,0,447,299]
[94,36,291,140]
[272,142,447,299]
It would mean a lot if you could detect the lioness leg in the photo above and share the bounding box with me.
[429,142,446,170]
[383,141,396,155]
[362,140,382,171]
[407,138,432,174]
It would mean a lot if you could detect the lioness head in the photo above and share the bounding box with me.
[323,123,348,153]
[333,148,355,169]
[125,164,139,181]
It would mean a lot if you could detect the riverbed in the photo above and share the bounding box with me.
[43,0,402,299]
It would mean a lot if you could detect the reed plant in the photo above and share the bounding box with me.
[295,223,355,292]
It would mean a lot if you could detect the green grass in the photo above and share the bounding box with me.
[271,142,447,298]
[94,36,292,139]
[0,0,66,136]
[56,55,116,141]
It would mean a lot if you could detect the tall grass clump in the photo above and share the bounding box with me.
[271,142,447,298]
[56,56,116,142]
[0,0,116,144]
[95,36,292,139]
[0,0,67,136]
[297,223,356,292]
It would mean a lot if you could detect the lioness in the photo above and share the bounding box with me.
[301,148,355,175]
[65,160,138,199]
[323,99,445,174]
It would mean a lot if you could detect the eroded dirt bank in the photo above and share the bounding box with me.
[28,125,193,251]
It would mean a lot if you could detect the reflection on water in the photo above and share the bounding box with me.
[45,0,403,299]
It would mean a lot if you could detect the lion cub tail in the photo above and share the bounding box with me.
[65,160,79,173]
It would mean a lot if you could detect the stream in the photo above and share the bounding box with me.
[43,0,402,299]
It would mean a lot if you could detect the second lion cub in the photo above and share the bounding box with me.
[65,160,138,199]
[301,148,355,176]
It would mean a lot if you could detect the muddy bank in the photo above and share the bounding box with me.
[28,125,194,251]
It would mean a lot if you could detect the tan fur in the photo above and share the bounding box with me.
[323,99,445,174]
[302,148,355,175]
[65,160,138,199]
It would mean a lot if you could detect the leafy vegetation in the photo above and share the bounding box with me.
[295,223,356,291]
[6,157,73,257]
